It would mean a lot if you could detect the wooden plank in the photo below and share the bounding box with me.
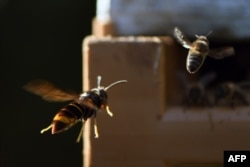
[92,18,115,37]
[83,36,174,166]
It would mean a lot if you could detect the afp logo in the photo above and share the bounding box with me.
[224,151,250,167]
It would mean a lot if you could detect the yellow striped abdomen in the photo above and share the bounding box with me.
[51,102,95,134]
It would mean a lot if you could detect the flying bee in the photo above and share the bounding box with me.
[174,27,235,74]
[214,81,250,108]
[23,76,127,142]
[177,71,216,108]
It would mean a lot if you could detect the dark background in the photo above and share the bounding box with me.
[0,1,95,167]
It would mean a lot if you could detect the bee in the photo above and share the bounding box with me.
[177,71,216,108]
[214,81,250,108]
[174,27,235,74]
[24,76,127,142]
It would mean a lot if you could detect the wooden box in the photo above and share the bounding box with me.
[82,36,250,167]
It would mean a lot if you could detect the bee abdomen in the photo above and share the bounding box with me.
[186,54,205,73]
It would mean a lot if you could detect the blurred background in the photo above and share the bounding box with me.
[0,1,95,167]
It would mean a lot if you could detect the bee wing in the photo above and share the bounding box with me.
[208,47,235,59]
[173,27,192,49]
[199,72,216,86]
[23,80,79,102]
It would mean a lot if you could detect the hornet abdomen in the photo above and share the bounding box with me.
[51,102,95,134]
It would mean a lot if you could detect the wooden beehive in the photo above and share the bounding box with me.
[81,0,250,166]
[82,36,250,167]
